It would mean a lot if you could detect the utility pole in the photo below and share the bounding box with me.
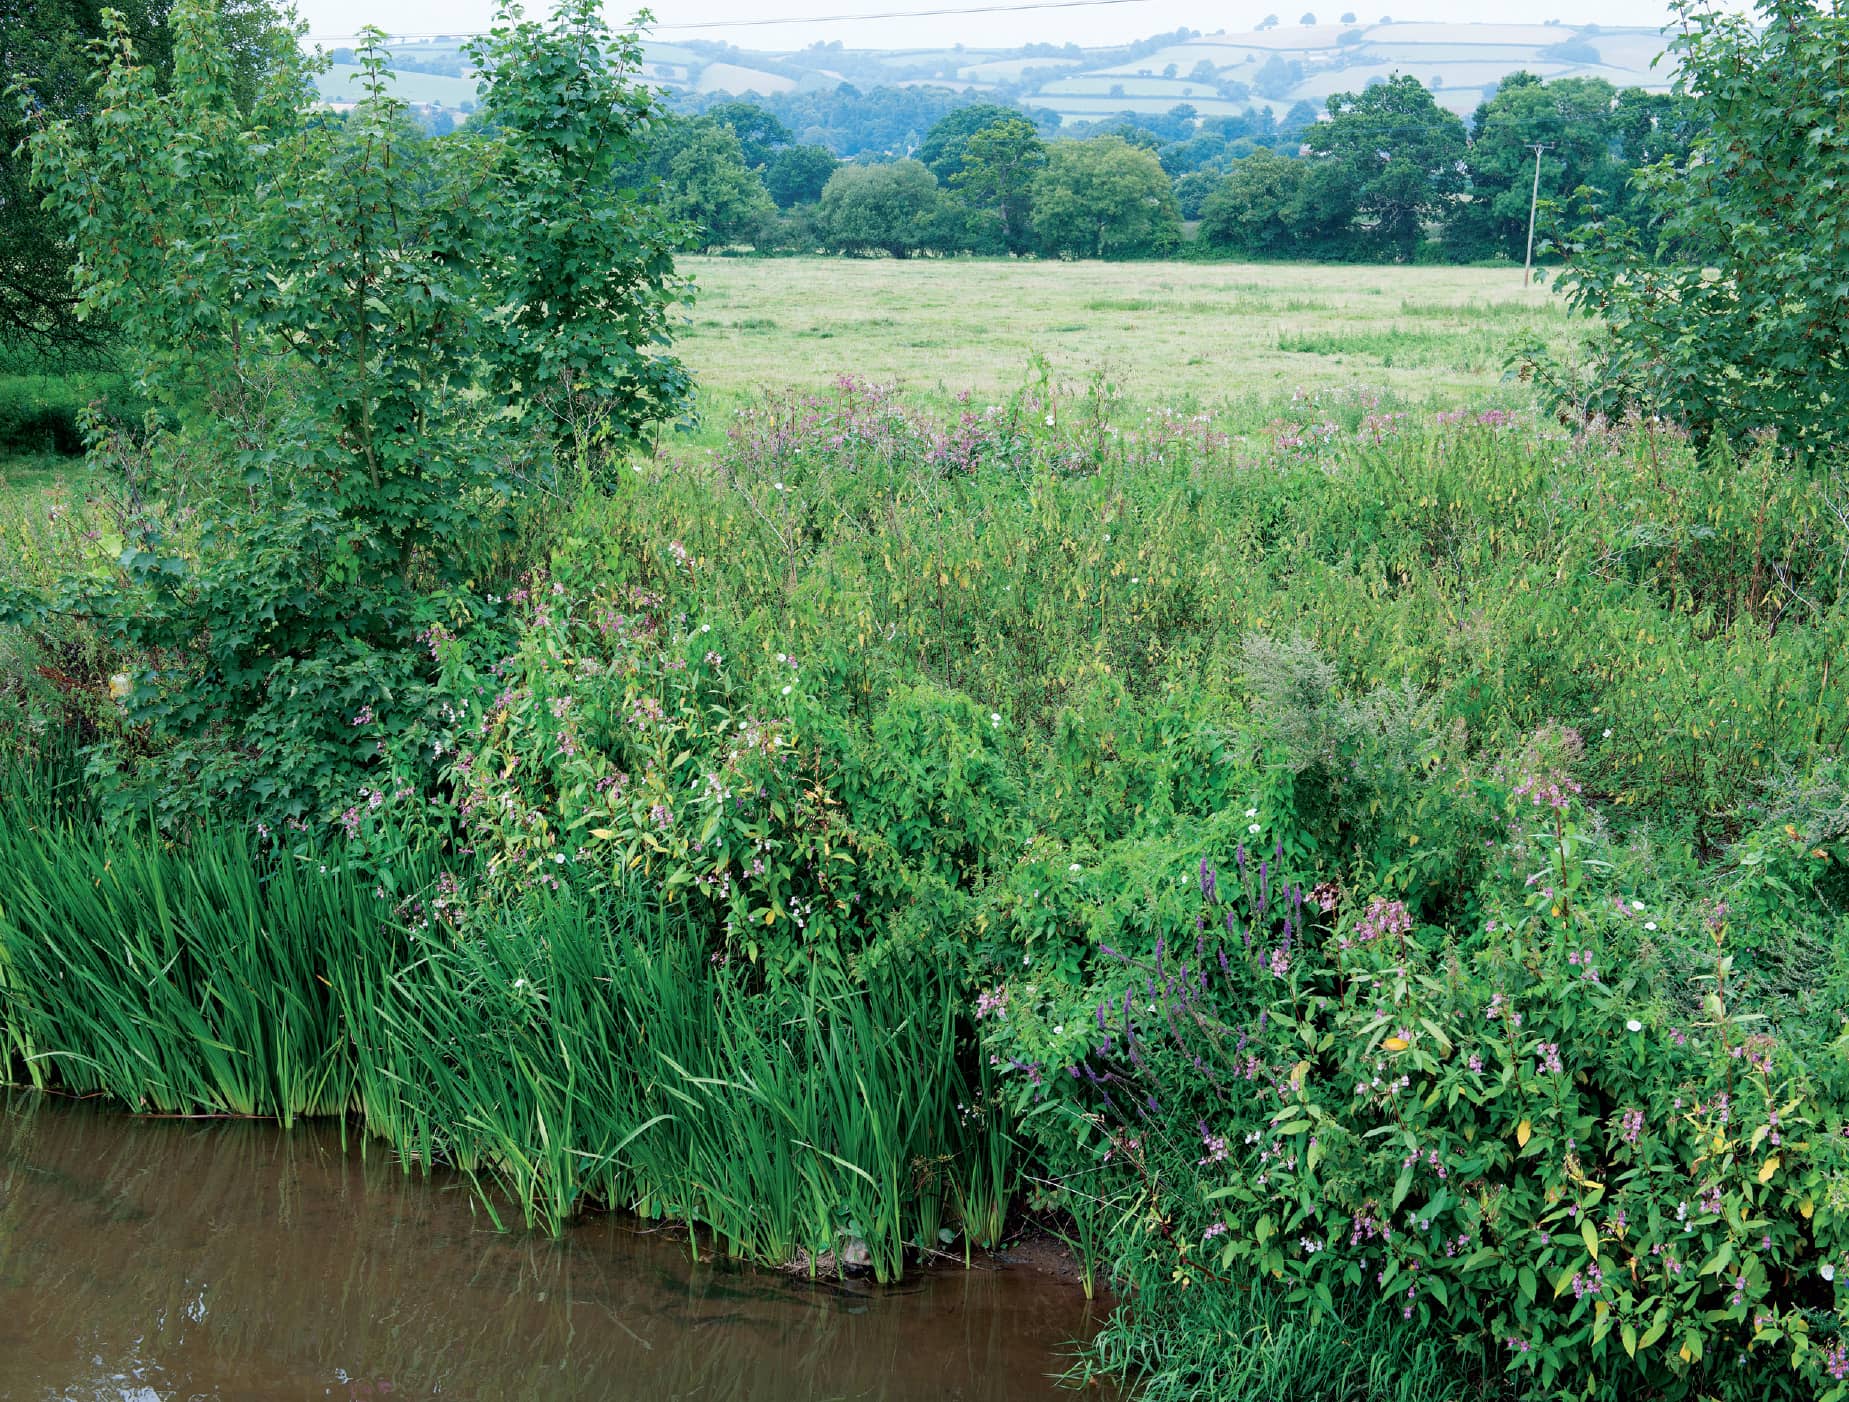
[1523,142,1553,288]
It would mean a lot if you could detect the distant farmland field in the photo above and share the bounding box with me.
[674,256,1576,434]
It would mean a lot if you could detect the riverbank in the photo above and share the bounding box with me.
[4,387,1846,1400]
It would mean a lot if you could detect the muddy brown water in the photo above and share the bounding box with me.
[0,1092,1109,1401]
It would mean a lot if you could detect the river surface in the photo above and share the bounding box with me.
[0,1092,1107,1401]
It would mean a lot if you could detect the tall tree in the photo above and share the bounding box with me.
[917,102,1024,181]
[1452,73,1622,261]
[1032,136,1181,260]
[1306,73,1467,258]
[949,116,1045,254]
[1198,148,1309,257]
[764,143,838,207]
[815,160,948,258]
[646,116,775,250]
[702,100,792,169]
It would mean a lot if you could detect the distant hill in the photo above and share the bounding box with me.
[314,19,1675,126]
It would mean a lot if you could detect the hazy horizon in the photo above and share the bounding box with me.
[293,0,1711,49]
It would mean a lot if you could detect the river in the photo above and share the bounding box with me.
[0,1092,1107,1401]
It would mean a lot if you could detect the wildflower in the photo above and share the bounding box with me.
[1626,1019,1643,1033]
[1644,921,1657,931]
[1536,1042,1564,1076]
[351,705,374,726]
[1197,1123,1229,1164]
[1248,822,1261,834]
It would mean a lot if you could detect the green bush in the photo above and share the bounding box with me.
[984,731,1849,1400]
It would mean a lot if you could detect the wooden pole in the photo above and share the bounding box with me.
[1523,142,1552,287]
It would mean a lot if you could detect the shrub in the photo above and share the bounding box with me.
[986,737,1849,1401]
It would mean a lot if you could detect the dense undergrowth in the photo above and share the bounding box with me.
[4,375,1848,1399]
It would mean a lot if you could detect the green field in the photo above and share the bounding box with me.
[0,257,1575,498]
[675,255,1571,430]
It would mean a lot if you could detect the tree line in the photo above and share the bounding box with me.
[654,74,1696,265]
[1,6,1702,365]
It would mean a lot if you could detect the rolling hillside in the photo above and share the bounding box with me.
[315,19,1675,126]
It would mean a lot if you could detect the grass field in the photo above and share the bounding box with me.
[676,255,1573,432]
[2,257,1575,494]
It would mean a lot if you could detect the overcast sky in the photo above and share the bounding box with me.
[294,0,1702,49]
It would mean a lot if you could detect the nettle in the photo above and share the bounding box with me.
[22,0,689,829]
[990,740,1849,1400]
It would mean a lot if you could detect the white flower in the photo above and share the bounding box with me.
[1626,1019,1643,1033]
[1602,727,1613,738]
[781,684,793,696]
[701,623,711,633]
[1631,900,1645,911]
[1103,532,1111,542]
[514,978,529,990]
[990,711,1002,724]
[774,481,785,491]
[553,853,566,864]
[1068,862,1081,872]
[1824,1264,1836,1282]
[1644,921,1657,931]
[1130,576,1139,584]
[1245,808,1258,818]
[1054,1025,1064,1035]
[1249,823,1262,834]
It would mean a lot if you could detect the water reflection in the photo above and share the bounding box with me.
[0,1092,1104,1401]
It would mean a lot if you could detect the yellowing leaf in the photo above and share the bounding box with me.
[1516,1119,1532,1148]
[1758,1156,1779,1184]
[1383,1036,1410,1052]
[589,828,616,840]
[1802,1197,1815,1220]
[1582,1219,1600,1260]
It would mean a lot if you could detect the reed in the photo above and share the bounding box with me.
[0,767,995,1280]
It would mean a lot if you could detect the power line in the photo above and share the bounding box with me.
[303,0,1163,43]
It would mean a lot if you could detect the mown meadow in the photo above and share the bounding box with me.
[2,1,1848,1400]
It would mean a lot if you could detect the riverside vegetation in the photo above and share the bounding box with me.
[3,2,1849,1400]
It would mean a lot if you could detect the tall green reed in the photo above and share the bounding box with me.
[0,754,1000,1280]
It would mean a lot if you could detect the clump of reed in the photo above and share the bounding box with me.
[0,761,1004,1282]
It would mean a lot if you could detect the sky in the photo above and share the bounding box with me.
[293,0,1705,49]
